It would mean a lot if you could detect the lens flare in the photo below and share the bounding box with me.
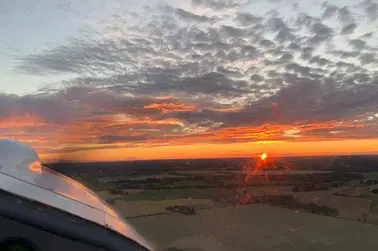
[260,152,268,161]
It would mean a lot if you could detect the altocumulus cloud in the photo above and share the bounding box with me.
[4,0,378,151]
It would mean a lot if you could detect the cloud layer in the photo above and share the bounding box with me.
[3,0,378,157]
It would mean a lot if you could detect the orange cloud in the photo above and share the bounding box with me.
[39,139,378,162]
[143,102,196,113]
[3,107,378,163]
[212,107,242,112]
[0,113,47,127]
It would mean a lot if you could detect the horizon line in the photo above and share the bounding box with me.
[42,151,378,165]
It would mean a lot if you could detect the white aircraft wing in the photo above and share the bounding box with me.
[0,138,155,251]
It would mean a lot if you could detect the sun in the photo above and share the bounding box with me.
[259,152,268,161]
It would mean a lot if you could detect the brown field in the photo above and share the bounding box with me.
[129,204,378,251]
[243,186,373,221]
[334,187,370,197]
[113,199,215,218]
[295,191,372,221]
[99,184,378,223]
[92,167,378,250]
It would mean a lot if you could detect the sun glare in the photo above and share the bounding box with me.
[28,161,42,173]
[260,152,268,161]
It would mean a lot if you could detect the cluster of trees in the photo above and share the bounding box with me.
[304,203,338,217]
[254,195,339,217]
[372,189,378,194]
[292,183,327,192]
[359,180,378,185]
[109,188,128,195]
[358,213,368,223]
[165,205,196,215]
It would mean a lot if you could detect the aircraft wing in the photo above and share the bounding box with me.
[0,138,154,251]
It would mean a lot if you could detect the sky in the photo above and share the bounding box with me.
[1,0,378,162]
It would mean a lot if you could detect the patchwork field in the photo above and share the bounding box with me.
[52,157,378,251]
[129,204,378,251]
[113,199,215,218]
[295,191,373,221]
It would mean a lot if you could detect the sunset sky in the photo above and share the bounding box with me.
[1,0,378,162]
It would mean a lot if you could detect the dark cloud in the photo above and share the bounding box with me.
[285,63,312,76]
[296,13,319,29]
[223,78,378,127]
[217,66,243,78]
[158,73,378,131]
[268,17,287,31]
[128,71,252,98]
[301,47,314,59]
[240,45,259,57]
[360,32,374,39]
[250,74,264,82]
[335,61,355,70]
[191,0,249,10]
[322,4,338,19]
[359,0,378,21]
[359,53,376,64]
[220,25,245,37]
[350,39,366,50]
[338,6,354,24]
[0,93,76,124]
[267,70,279,78]
[341,23,357,35]
[266,77,284,87]
[236,12,262,26]
[16,39,141,75]
[267,16,296,43]
[175,8,213,23]
[330,50,360,58]
[179,72,248,95]
[308,22,333,45]
[259,39,276,48]
[280,52,294,61]
[162,109,223,125]
[308,55,331,66]
[287,42,301,51]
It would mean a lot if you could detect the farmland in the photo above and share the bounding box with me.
[129,204,378,251]
[46,155,378,250]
